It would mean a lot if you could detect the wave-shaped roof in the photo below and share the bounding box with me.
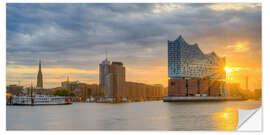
[172,35,221,64]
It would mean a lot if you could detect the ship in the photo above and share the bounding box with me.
[9,95,72,105]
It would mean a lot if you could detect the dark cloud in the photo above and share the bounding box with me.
[6,3,261,87]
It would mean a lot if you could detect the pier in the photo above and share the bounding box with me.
[163,96,247,102]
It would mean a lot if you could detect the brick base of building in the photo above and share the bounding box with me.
[168,78,224,97]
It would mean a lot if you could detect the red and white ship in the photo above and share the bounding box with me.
[11,95,72,105]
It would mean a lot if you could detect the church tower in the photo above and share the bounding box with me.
[37,60,43,88]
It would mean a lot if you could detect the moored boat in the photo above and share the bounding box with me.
[10,95,72,105]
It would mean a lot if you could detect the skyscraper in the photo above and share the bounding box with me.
[99,58,163,102]
[99,58,111,96]
[36,60,43,88]
[99,58,126,98]
[111,62,125,98]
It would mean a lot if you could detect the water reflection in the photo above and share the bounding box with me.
[213,108,238,130]
[7,100,260,130]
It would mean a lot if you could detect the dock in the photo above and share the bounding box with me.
[163,96,247,102]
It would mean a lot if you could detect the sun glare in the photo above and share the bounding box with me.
[224,67,240,74]
[224,67,230,73]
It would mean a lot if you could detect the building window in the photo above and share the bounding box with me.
[171,81,175,86]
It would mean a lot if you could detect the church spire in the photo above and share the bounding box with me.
[67,74,69,82]
[39,59,41,71]
[37,59,43,88]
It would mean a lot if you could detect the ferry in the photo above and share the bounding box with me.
[10,95,72,105]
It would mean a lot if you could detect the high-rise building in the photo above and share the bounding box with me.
[168,35,226,79]
[99,58,111,96]
[111,62,125,98]
[36,60,43,88]
[99,60,126,98]
[99,58,163,101]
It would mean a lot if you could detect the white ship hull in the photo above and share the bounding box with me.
[10,95,72,106]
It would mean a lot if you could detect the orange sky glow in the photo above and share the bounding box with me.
[6,3,261,90]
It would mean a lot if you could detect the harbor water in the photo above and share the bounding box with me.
[7,100,261,130]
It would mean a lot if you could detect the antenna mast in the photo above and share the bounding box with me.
[105,49,108,60]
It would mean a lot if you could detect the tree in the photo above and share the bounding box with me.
[70,91,75,97]
[52,88,74,97]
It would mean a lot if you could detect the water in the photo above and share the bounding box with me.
[7,100,261,130]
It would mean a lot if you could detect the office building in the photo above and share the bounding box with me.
[99,58,164,101]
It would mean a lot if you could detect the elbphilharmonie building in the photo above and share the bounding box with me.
[167,35,227,97]
[168,35,226,80]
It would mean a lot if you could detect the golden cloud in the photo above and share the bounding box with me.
[226,41,250,53]
[7,65,98,75]
[208,3,260,11]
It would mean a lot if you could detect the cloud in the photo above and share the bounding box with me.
[226,41,250,53]
[208,3,261,11]
[6,3,261,89]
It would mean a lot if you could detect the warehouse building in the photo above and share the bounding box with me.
[99,58,164,102]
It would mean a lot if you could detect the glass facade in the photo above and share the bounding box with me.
[168,35,226,80]
[168,36,183,78]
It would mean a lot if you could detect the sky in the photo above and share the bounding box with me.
[6,3,261,89]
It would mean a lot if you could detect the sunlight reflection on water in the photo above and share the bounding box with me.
[213,107,238,130]
[7,100,261,130]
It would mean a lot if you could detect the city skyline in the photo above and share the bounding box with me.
[7,3,261,89]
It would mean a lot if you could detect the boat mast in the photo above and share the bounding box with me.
[31,81,34,106]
